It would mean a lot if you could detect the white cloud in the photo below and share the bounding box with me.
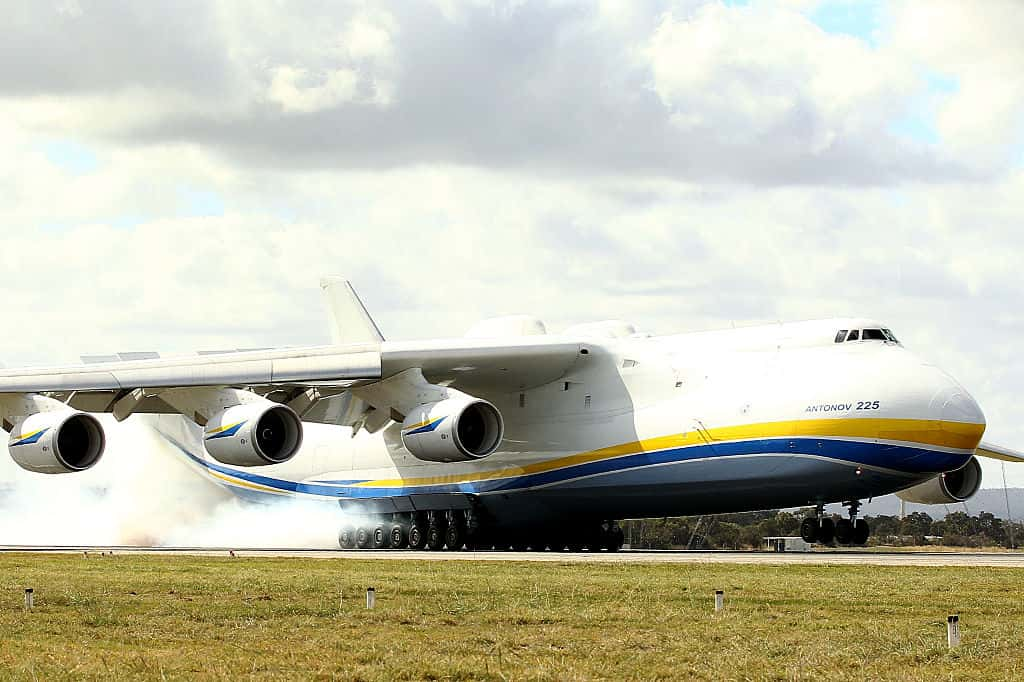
[646,3,915,151]
[267,65,360,113]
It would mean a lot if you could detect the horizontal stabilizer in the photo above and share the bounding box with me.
[976,441,1024,464]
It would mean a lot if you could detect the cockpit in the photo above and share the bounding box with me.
[834,328,899,344]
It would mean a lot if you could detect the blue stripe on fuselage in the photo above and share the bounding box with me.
[165,434,969,501]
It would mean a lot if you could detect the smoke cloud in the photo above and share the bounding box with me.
[0,417,347,549]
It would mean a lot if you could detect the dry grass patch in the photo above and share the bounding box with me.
[0,554,1022,680]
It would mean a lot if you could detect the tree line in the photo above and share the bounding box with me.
[621,509,1022,549]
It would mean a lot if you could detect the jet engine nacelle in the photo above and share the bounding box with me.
[8,410,106,474]
[401,396,503,463]
[896,457,982,505]
[203,402,303,467]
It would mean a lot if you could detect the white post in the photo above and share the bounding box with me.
[366,587,376,609]
[714,590,724,612]
[947,615,960,649]
[24,588,33,611]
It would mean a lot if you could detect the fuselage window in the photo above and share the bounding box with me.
[846,330,860,341]
[862,328,887,341]
[835,330,848,343]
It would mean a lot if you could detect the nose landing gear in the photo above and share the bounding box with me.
[800,501,870,546]
[799,504,835,544]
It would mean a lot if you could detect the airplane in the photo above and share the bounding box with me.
[1,277,1021,552]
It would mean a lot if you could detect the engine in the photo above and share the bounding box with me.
[896,457,982,505]
[203,402,303,466]
[8,411,106,474]
[401,396,504,462]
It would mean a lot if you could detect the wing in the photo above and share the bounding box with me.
[976,441,1024,464]
[0,336,585,427]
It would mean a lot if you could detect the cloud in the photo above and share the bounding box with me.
[0,0,990,185]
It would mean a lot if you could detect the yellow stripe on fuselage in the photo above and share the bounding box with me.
[354,417,985,489]
[206,469,284,495]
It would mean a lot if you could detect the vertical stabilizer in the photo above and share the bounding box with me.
[320,277,385,345]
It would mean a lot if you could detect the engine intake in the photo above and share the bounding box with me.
[401,396,503,462]
[9,411,106,474]
[896,457,982,505]
[204,402,303,467]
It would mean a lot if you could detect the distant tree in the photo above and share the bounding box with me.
[897,511,934,543]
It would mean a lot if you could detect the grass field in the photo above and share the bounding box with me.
[1,553,1022,680]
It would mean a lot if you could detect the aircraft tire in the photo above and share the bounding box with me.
[390,524,408,549]
[356,526,372,549]
[372,525,390,549]
[800,518,818,543]
[426,523,445,551]
[408,523,426,550]
[834,518,854,545]
[818,517,835,544]
[338,526,356,549]
[853,519,870,545]
[444,522,465,551]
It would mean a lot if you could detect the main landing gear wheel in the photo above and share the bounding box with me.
[606,524,625,552]
[355,526,372,549]
[372,525,390,549]
[853,519,870,545]
[338,526,356,549]
[445,522,465,551]
[408,523,426,550]
[390,524,408,549]
[426,523,446,551]
[800,517,818,543]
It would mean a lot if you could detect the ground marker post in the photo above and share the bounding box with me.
[24,588,33,611]
[714,590,724,612]
[947,615,960,649]
[366,587,376,609]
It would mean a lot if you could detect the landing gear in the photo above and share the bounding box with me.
[389,523,408,549]
[445,511,466,551]
[800,505,834,544]
[425,511,446,551]
[837,500,870,546]
[355,526,372,549]
[408,516,427,550]
[336,508,626,553]
[372,524,390,549]
[834,518,854,545]
[853,518,870,545]
[338,525,356,549]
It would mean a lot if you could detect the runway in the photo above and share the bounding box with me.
[3,545,1024,567]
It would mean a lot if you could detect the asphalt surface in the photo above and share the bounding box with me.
[3,546,1024,567]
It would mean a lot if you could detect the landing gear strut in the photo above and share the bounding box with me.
[837,500,870,546]
[799,504,834,544]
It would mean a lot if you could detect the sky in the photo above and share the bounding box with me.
[1,0,1023,489]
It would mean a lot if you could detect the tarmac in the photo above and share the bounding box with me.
[3,546,1024,567]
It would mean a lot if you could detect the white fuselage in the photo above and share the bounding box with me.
[156,317,985,527]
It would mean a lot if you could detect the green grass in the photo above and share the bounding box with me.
[1,554,1022,680]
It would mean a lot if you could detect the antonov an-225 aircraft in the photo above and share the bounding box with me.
[1,278,1020,551]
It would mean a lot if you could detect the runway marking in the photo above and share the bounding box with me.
[3,546,1024,567]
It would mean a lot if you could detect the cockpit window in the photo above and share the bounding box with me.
[882,328,898,343]
[835,330,848,343]
[862,328,887,341]
[846,330,860,341]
